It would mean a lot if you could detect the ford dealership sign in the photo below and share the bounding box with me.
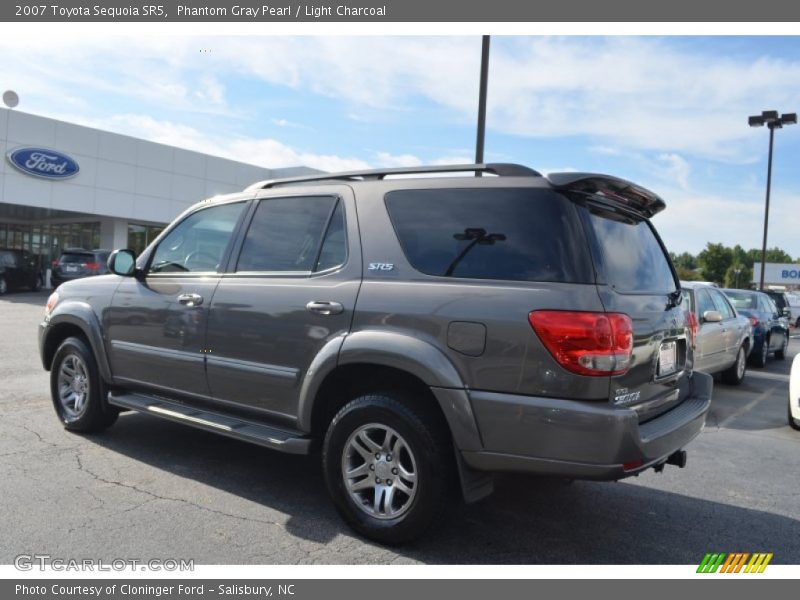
[6,147,79,180]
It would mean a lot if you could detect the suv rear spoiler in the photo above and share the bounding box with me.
[547,172,666,218]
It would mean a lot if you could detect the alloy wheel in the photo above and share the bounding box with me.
[341,423,418,520]
[57,354,90,419]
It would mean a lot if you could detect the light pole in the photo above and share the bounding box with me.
[475,35,490,174]
[734,267,742,289]
[748,110,797,290]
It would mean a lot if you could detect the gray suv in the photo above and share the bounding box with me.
[39,163,712,543]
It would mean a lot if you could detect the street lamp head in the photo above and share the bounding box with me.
[749,115,765,127]
[781,113,798,125]
[762,110,780,121]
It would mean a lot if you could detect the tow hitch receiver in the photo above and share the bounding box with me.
[666,450,687,468]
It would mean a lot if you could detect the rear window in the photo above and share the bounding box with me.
[59,253,93,264]
[583,207,676,293]
[384,188,592,283]
[724,290,757,310]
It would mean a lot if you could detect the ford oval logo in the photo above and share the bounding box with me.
[6,147,80,180]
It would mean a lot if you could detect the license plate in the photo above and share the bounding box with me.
[658,341,677,376]
[65,266,77,273]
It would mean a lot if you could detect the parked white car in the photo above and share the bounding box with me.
[789,354,800,430]
[680,281,753,385]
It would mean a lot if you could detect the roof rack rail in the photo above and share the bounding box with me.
[244,163,541,191]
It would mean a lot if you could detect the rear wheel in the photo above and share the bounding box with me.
[322,392,453,544]
[775,335,788,360]
[721,345,747,385]
[751,339,768,368]
[0,276,7,295]
[50,336,118,433]
[31,274,42,292]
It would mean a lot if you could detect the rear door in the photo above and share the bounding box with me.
[579,201,689,422]
[204,187,361,421]
[695,287,726,371]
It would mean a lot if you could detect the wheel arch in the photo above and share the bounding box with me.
[42,307,112,382]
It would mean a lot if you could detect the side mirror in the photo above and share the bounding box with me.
[782,308,791,318]
[702,310,723,323]
[108,249,137,277]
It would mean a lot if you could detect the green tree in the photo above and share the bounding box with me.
[697,243,733,285]
[676,266,701,281]
[724,263,753,289]
[670,251,697,271]
[746,247,794,265]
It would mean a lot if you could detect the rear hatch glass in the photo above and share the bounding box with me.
[385,188,593,283]
[581,203,688,422]
[57,252,95,275]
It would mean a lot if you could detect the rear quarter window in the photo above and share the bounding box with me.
[582,206,676,293]
[384,188,593,283]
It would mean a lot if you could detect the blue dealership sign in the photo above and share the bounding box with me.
[6,147,80,180]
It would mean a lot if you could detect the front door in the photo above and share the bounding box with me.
[106,200,249,398]
[205,188,360,421]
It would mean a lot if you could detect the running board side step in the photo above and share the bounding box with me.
[108,392,314,455]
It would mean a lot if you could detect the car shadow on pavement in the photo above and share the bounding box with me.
[0,290,50,306]
[85,411,800,564]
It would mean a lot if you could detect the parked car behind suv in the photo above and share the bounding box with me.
[0,248,43,294]
[764,290,793,326]
[722,289,790,367]
[50,248,111,289]
[680,282,752,385]
[39,163,712,543]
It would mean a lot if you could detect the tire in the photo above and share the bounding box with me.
[751,339,768,368]
[50,336,118,433]
[775,335,788,360]
[31,274,42,292]
[0,276,7,296]
[721,345,747,385]
[322,392,453,544]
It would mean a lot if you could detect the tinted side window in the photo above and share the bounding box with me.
[584,207,676,293]
[384,188,592,283]
[237,196,337,273]
[710,289,734,320]
[696,289,716,317]
[314,200,346,272]
[150,202,246,274]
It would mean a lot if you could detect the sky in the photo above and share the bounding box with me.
[1,35,799,256]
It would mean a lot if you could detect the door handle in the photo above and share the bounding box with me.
[306,300,344,315]
[177,293,203,307]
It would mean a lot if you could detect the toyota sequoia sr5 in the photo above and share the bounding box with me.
[39,163,712,543]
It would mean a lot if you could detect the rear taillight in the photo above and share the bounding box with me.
[85,262,100,271]
[748,316,759,328]
[528,310,634,377]
[686,310,698,350]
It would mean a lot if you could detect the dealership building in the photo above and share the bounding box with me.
[1,107,314,285]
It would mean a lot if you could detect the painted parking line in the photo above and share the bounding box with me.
[745,371,790,383]
[716,383,781,429]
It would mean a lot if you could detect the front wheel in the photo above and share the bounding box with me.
[721,345,747,385]
[322,392,453,544]
[50,336,118,433]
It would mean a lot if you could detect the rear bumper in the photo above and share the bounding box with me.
[463,371,713,480]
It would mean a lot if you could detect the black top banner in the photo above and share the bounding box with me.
[4,0,800,22]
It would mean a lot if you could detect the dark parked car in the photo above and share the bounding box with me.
[0,248,43,295]
[721,289,790,367]
[51,248,111,289]
[764,290,793,326]
[39,163,712,543]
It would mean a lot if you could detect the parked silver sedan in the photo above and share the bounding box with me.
[681,281,753,385]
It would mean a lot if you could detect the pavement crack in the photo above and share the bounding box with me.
[73,450,286,529]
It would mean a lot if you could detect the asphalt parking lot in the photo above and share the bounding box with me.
[1,290,798,565]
